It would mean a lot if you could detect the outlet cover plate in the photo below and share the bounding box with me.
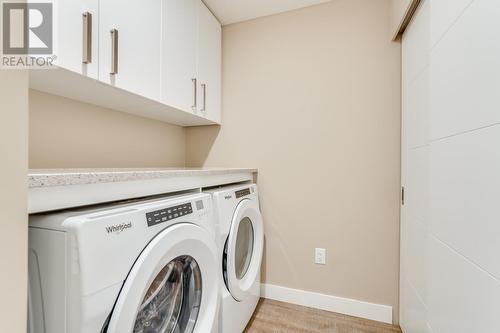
[315,248,326,265]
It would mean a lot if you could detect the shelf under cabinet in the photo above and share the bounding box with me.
[29,67,218,127]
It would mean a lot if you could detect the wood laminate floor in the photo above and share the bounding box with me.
[244,299,402,333]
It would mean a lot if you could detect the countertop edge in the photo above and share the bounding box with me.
[28,168,258,213]
[28,168,258,188]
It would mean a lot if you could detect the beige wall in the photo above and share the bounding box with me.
[0,72,29,331]
[390,0,419,40]
[186,0,402,322]
[29,90,186,168]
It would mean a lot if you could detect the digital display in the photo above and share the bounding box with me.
[195,200,204,210]
[146,203,193,227]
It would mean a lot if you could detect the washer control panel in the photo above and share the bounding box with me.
[235,188,251,198]
[146,202,193,227]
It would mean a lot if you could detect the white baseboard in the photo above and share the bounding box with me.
[260,283,393,324]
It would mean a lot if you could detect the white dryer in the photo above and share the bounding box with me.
[205,184,264,333]
[28,193,219,333]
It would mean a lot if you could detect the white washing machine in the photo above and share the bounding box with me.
[205,184,264,333]
[28,192,219,333]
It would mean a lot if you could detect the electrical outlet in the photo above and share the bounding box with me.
[315,248,326,265]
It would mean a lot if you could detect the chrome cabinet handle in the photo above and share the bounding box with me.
[110,29,118,75]
[201,83,206,112]
[82,12,92,64]
[192,78,197,110]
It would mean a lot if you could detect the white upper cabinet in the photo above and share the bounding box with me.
[162,0,199,114]
[57,0,99,79]
[197,2,222,123]
[162,0,221,123]
[99,0,162,101]
[32,0,220,126]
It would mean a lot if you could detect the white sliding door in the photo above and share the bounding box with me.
[400,1,500,332]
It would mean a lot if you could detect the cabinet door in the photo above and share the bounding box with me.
[57,0,98,79]
[197,2,221,123]
[161,0,198,113]
[99,0,161,101]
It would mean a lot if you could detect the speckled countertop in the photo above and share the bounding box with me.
[29,168,258,188]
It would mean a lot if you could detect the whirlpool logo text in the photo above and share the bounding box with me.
[106,222,132,234]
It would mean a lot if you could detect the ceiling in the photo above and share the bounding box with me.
[204,0,332,25]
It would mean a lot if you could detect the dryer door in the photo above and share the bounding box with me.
[224,199,264,301]
[106,223,218,333]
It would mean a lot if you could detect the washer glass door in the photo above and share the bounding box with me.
[234,217,254,280]
[105,223,218,333]
[224,199,264,301]
[134,256,201,333]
